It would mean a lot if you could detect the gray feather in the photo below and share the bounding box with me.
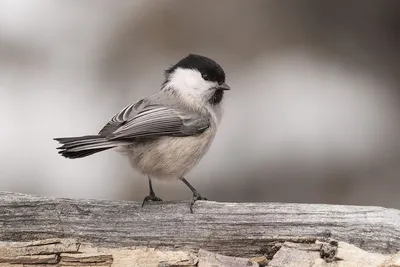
[109,107,209,139]
[55,91,211,159]
[98,99,144,135]
[99,92,210,140]
[54,135,120,159]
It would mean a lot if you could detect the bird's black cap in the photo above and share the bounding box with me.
[165,54,226,85]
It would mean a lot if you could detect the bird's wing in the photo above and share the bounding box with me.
[99,100,210,140]
[98,99,145,136]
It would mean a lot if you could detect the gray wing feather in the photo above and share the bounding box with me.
[109,107,209,139]
[99,97,209,140]
[98,100,144,135]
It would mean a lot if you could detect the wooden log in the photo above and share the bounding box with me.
[1,191,400,266]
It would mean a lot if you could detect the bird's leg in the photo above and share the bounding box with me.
[181,177,207,213]
[142,176,163,207]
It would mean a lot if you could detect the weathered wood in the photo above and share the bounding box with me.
[1,238,399,267]
[0,238,198,266]
[267,241,391,267]
[1,191,400,258]
[197,249,258,267]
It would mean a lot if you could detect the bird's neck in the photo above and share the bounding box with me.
[161,85,223,125]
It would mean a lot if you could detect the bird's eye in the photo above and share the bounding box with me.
[202,73,210,81]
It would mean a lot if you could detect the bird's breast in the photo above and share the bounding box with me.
[124,126,217,179]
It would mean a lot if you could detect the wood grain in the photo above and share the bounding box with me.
[1,191,399,258]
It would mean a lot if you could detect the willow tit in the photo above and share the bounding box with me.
[54,54,230,212]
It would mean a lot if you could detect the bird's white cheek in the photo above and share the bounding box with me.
[170,68,203,91]
[184,77,213,97]
[185,74,210,92]
[167,68,219,105]
[192,80,216,94]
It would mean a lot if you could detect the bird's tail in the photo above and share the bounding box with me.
[54,135,118,159]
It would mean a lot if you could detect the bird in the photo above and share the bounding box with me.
[54,54,230,213]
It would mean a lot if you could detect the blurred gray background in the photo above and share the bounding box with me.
[1,0,400,208]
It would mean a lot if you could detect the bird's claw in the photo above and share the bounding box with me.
[141,194,163,207]
[189,192,207,213]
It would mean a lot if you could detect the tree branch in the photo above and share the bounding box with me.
[1,191,399,259]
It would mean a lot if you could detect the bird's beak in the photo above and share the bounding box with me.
[218,82,231,90]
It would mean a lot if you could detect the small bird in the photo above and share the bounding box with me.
[54,54,230,212]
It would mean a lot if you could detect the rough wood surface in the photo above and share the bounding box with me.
[1,238,400,267]
[1,191,400,259]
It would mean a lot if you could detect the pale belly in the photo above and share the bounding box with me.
[119,128,216,180]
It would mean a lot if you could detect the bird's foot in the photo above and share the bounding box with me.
[141,194,163,207]
[189,192,207,213]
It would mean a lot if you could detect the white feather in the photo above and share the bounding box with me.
[166,68,218,109]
